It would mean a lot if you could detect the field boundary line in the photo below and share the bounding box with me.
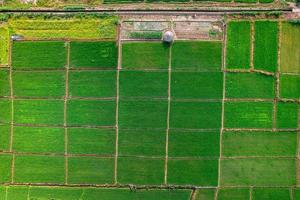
[5,186,7,200]
[290,187,294,200]
[249,186,253,200]
[26,186,31,200]
[214,187,219,200]
[250,19,254,71]
[190,188,197,200]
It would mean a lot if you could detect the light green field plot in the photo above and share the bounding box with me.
[220,158,296,186]
[170,101,222,129]
[168,130,220,157]
[0,69,9,97]
[117,157,164,185]
[226,72,275,98]
[14,99,64,125]
[120,71,168,98]
[14,155,65,183]
[0,125,10,151]
[253,21,278,72]
[168,158,218,186]
[276,102,299,129]
[118,129,165,156]
[13,71,65,98]
[218,188,249,200]
[122,42,169,69]
[68,157,114,184]
[0,155,12,183]
[0,27,9,65]
[279,74,300,99]
[28,187,83,200]
[13,126,64,153]
[7,186,28,200]
[70,41,118,68]
[222,131,297,156]
[172,41,222,71]
[69,71,116,98]
[119,100,168,128]
[0,99,11,124]
[224,102,273,128]
[0,187,5,200]
[252,188,290,200]
[195,189,216,200]
[67,100,116,126]
[280,23,300,74]
[171,72,223,99]
[226,21,251,69]
[68,128,115,155]
[12,41,66,69]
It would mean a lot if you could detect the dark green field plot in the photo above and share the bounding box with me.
[13,71,65,98]
[168,130,220,157]
[120,71,168,98]
[276,102,298,129]
[171,72,223,99]
[224,102,273,128]
[68,128,115,155]
[226,21,251,69]
[0,154,12,183]
[168,158,218,186]
[14,155,65,183]
[172,41,222,71]
[117,157,164,185]
[253,21,278,72]
[12,41,66,69]
[70,41,118,68]
[0,125,10,151]
[170,101,222,129]
[67,100,116,126]
[0,69,9,97]
[234,0,256,3]
[119,100,168,128]
[69,71,116,98]
[68,157,114,184]
[218,188,249,200]
[147,0,189,2]
[220,158,296,186]
[13,126,65,153]
[252,188,290,200]
[122,42,169,69]
[118,129,165,156]
[279,74,300,99]
[195,189,216,200]
[222,131,297,157]
[0,99,11,124]
[225,72,275,98]
[14,99,64,125]
[104,0,143,3]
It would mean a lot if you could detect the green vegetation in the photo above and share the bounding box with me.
[279,74,300,99]
[0,26,9,65]
[104,0,143,3]
[122,42,169,69]
[129,31,162,39]
[0,125,10,151]
[172,41,222,71]
[7,186,28,200]
[70,41,118,68]
[235,0,256,3]
[252,188,290,200]
[253,21,278,72]
[0,69,10,96]
[276,102,299,129]
[0,155,12,183]
[0,99,11,123]
[195,189,216,200]
[218,188,249,200]
[225,72,275,98]
[226,21,251,69]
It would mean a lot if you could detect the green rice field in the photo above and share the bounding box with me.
[0,18,299,199]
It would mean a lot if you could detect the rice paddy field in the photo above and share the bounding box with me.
[0,17,299,199]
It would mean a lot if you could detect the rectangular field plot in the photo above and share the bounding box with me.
[0,154,12,183]
[279,74,300,99]
[14,99,64,125]
[195,189,216,200]
[68,128,115,155]
[68,157,114,184]
[67,99,116,126]
[252,188,290,200]
[70,41,118,68]
[13,71,65,98]
[68,70,116,98]
[225,72,275,98]
[170,101,222,129]
[276,102,299,129]
[119,71,168,98]
[220,158,296,186]
[13,126,65,154]
[253,21,278,72]
[168,158,218,186]
[14,155,65,184]
[226,21,251,69]
[0,124,10,151]
[224,102,273,128]
[118,129,165,156]
[0,99,11,124]
[12,41,66,69]
[280,22,300,74]
[218,188,249,200]
[117,157,165,185]
[122,42,169,69]
[168,130,220,157]
[0,69,10,97]
[171,72,223,99]
[6,186,29,200]
[172,41,222,71]
[222,131,297,157]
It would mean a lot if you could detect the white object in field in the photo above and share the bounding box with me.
[163,31,174,43]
